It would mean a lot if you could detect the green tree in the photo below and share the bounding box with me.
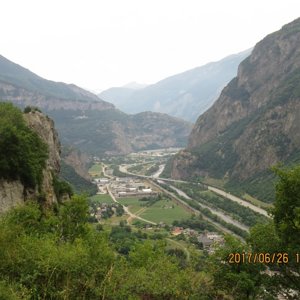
[58,195,90,242]
[52,174,73,199]
[0,102,48,188]
[246,165,300,298]
[247,221,282,254]
[208,235,266,299]
[272,165,300,249]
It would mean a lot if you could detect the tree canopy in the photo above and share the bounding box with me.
[0,102,48,188]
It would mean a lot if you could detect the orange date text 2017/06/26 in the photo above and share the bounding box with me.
[227,252,300,264]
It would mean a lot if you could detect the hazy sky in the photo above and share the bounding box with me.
[1,0,300,91]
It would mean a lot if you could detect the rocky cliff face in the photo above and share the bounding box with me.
[170,18,300,199]
[0,81,113,111]
[0,180,24,214]
[0,111,61,213]
[24,111,61,206]
[62,148,92,181]
[0,54,113,111]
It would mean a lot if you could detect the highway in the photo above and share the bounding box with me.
[150,180,245,241]
[207,186,269,217]
[164,182,249,232]
[119,164,269,217]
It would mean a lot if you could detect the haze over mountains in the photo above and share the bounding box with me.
[1,16,300,204]
[99,50,251,122]
[169,17,300,202]
[0,55,192,156]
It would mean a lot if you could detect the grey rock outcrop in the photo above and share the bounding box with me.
[0,111,61,213]
[170,17,300,186]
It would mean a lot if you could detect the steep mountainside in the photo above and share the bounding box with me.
[0,55,192,155]
[170,18,300,202]
[0,55,108,105]
[0,109,61,213]
[51,109,191,155]
[100,86,138,108]
[62,147,92,181]
[99,50,251,122]
[59,147,97,195]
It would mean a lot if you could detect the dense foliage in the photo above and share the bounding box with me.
[0,164,300,298]
[173,215,217,232]
[0,196,214,299]
[245,165,300,297]
[52,173,74,200]
[23,106,42,114]
[225,170,276,203]
[0,102,48,188]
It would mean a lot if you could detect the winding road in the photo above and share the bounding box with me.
[106,184,157,225]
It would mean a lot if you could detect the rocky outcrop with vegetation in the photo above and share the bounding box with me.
[0,104,61,213]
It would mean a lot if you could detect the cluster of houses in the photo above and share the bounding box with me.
[110,177,157,198]
[90,202,122,221]
[92,177,110,194]
[92,176,157,198]
[129,148,182,159]
[172,227,224,252]
[90,203,112,221]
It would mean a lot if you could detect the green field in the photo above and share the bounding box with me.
[88,164,103,176]
[139,199,191,225]
[118,197,143,214]
[102,214,128,226]
[118,197,191,225]
[89,194,114,204]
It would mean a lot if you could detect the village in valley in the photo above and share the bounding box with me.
[88,149,225,253]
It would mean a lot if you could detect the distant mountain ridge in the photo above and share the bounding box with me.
[122,82,148,90]
[99,50,251,122]
[0,55,103,103]
[169,17,300,202]
[0,55,192,156]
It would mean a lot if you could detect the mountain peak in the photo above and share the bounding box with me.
[0,54,114,110]
[169,17,300,202]
[99,49,251,122]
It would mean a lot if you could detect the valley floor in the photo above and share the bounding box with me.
[88,149,270,243]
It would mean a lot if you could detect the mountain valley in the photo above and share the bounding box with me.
[99,50,251,122]
[0,55,192,156]
[0,16,300,299]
